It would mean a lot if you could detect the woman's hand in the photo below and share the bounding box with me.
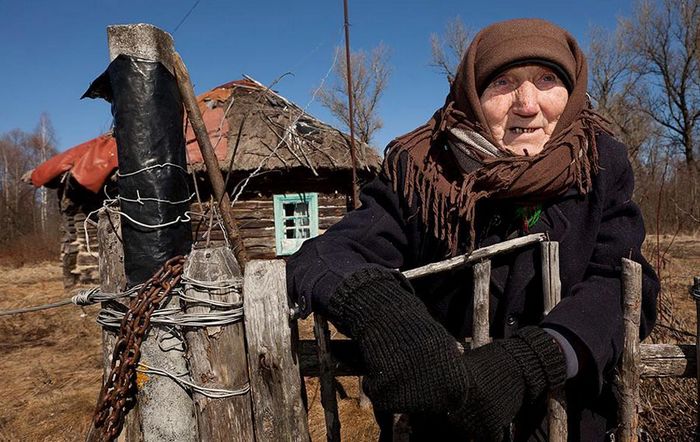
[327,267,470,414]
[450,327,567,441]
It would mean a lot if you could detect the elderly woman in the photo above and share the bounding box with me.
[287,18,658,441]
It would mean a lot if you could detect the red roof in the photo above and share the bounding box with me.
[30,82,250,193]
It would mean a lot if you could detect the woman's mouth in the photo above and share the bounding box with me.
[510,127,540,134]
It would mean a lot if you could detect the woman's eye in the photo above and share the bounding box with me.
[489,77,509,88]
[540,73,559,83]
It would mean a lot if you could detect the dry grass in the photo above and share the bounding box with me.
[0,263,102,441]
[297,318,379,441]
[0,235,697,441]
[638,234,699,441]
[0,232,60,268]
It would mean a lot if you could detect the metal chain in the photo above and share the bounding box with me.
[91,256,186,441]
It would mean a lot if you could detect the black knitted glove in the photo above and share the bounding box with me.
[328,267,469,414]
[449,326,568,441]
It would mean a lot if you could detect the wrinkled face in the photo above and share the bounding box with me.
[479,65,569,156]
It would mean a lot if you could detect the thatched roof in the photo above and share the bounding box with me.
[197,77,381,175]
[29,77,382,193]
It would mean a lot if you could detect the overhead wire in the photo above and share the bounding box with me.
[172,0,202,34]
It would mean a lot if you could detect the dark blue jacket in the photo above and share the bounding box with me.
[287,133,659,440]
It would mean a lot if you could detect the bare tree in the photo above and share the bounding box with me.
[318,44,391,146]
[620,0,700,171]
[32,113,56,233]
[588,2,700,233]
[588,26,660,164]
[0,116,59,248]
[430,17,473,83]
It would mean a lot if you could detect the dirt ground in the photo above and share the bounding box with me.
[0,235,698,441]
[0,264,377,441]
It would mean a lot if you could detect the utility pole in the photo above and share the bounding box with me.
[343,0,360,210]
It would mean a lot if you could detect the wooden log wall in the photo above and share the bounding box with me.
[61,211,100,288]
[192,192,348,258]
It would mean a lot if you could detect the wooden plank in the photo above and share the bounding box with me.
[232,200,274,209]
[244,260,310,442]
[540,242,567,442]
[313,314,341,442]
[182,247,255,442]
[640,344,696,377]
[241,237,276,249]
[296,340,699,379]
[239,227,276,239]
[472,260,491,348]
[403,233,546,280]
[617,258,642,442]
[317,194,347,205]
[317,207,347,217]
[231,209,274,220]
[238,219,275,229]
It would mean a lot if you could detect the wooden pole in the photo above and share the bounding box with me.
[296,340,698,379]
[618,258,642,442]
[342,0,369,413]
[403,233,546,280]
[243,260,310,442]
[172,52,248,267]
[540,241,567,442]
[313,313,341,441]
[472,260,491,349]
[106,24,198,442]
[691,276,700,438]
[181,247,255,441]
[87,210,143,442]
[342,0,360,209]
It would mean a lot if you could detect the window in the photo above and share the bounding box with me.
[273,193,319,256]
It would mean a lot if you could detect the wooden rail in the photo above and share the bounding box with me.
[295,341,697,379]
[293,235,694,442]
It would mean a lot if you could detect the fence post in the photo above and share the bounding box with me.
[181,247,255,441]
[243,260,310,441]
[540,241,567,442]
[618,258,642,442]
[472,260,492,348]
[104,23,198,442]
[690,276,700,438]
[86,210,144,441]
[313,314,341,441]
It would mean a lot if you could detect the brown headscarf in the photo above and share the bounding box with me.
[384,18,610,255]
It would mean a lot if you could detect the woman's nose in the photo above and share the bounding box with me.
[512,82,539,116]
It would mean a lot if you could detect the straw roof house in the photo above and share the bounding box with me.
[28,77,382,287]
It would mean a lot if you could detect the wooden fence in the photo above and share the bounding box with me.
[241,233,696,442]
[96,211,697,442]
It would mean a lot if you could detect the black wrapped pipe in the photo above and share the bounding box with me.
[84,54,191,285]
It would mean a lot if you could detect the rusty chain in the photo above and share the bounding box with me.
[91,255,186,441]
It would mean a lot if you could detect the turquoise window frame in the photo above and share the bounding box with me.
[273,193,319,256]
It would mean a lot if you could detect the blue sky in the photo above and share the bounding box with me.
[0,0,638,153]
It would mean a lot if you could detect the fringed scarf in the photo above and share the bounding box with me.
[384,19,611,255]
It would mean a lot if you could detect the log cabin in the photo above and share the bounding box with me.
[27,77,382,288]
